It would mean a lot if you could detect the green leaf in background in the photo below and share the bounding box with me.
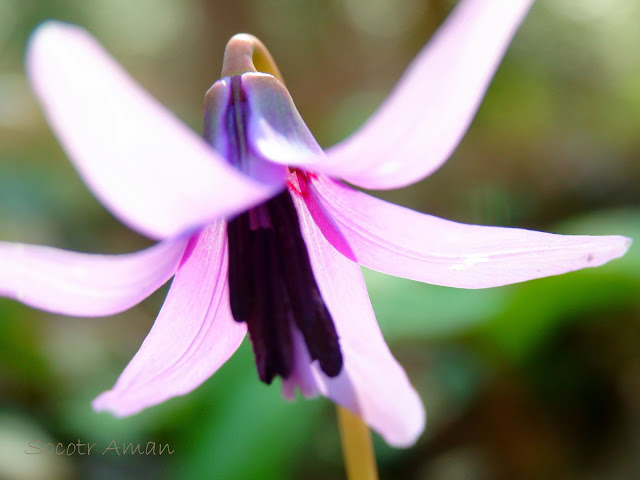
[475,208,639,363]
[174,342,325,480]
[0,303,51,387]
[364,208,638,364]
[365,269,508,341]
[0,411,72,480]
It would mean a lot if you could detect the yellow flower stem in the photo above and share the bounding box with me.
[221,33,285,84]
[337,406,379,480]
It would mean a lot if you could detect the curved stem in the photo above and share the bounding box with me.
[221,34,285,84]
[337,406,379,480]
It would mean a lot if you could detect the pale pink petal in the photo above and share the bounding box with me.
[242,73,325,169]
[204,75,287,186]
[260,0,533,188]
[289,178,425,447]
[27,22,283,240]
[0,238,187,316]
[281,328,320,400]
[309,176,632,288]
[92,222,247,415]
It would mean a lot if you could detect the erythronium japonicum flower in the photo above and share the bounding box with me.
[0,0,631,447]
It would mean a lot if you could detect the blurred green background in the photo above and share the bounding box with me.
[1,0,639,479]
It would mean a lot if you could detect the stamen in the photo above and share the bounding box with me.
[247,225,293,383]
[227,191,343,383]
[212,34,375,479]
[216,72,342,385]
[226,212,253,322]
[269,191,342,376]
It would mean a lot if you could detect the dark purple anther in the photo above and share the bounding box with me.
[219,75,342,384]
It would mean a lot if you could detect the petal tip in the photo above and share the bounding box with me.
[91,392,136,418]
[26,20,86,87]
[388,397,426,448]
[91,392,111,413]
[27,20,79,56]
[29,19,68,39]
[600,235,633,261]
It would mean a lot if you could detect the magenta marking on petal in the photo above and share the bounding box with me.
[289,175,426,447]
[287,171,357,262]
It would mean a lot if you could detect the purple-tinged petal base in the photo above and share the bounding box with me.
[93,223,247,416]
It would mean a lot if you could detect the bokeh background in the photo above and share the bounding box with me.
[1,0,639,479]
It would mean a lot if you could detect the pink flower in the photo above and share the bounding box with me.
[0,0,630,447]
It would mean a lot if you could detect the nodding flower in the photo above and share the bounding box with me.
[0,0,630,447]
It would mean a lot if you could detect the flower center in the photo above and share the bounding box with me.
[223,75,342,384]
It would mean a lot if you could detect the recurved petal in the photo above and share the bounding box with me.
[0,237,187,316]
[92,223,247,416]
[290,180,425,447]
[243,73,325,168]
[27,22,282,240]
[320,0,535,189]
[309,176,632,289]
